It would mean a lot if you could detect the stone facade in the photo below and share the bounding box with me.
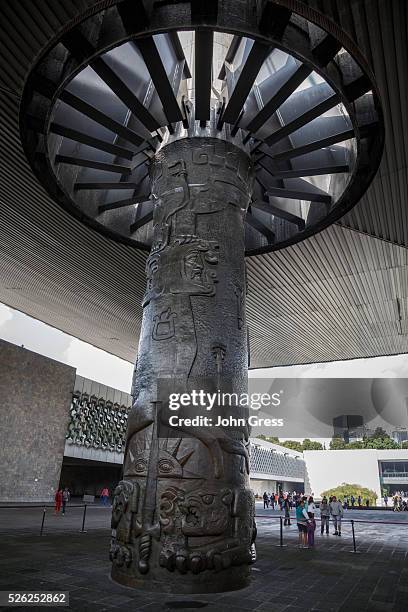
[0,339,76,502]
[65,375,131,458]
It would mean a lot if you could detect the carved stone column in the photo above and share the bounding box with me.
[110,138,256,593]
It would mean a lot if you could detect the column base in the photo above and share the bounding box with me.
[111,565,251,594]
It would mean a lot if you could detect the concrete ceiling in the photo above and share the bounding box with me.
[0,0,407,368]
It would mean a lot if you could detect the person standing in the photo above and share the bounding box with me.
[307,496,317,515]
[357,495,362,508]
[62,487,70,515]
[54,489,63,515]
[283,496,291,526]
[101,486,110,506]
[296,499,311,548]
[320,496,330,535]
[343,496,349,509]
[330,495,344,536]
[307,496,316,547]
[263,491,269,509]
[384,494,388,508]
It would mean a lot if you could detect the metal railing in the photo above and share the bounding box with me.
[0,503,109,536]
[255,513,408,553]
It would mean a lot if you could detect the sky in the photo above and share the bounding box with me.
[0,303,133,392]
[1,301,408,395]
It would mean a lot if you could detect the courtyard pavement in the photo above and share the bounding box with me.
[0,502,407,611]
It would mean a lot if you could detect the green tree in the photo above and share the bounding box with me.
[368,427,390,440]
[329,437,347,450]
[348,440,364,449]
[363,437,398,449]
[302,438,323,450]
[402,441,408,449]
[255,434,280,444]
[279,440,303,452]
[321,483,377,505]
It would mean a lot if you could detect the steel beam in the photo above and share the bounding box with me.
[55,155,132,175]
[49,123,134,160]
[266,186,331,204]
[136,36,184,124]
[270,129,355,160]
[218,35,241,80]
[98,195,151,213]
[256,160,349,178]
[60,90,145,147]
[246,210,275,241]
[222,41,271,126]
[264,93,341,146]
[168,31,192,79]
[251,199,305,229]
[244,64,311,137]
[75,182,141,191]
[91,57,161,132]
[194,29,214,123]
[130,209,153,233]
[312,34,342,66]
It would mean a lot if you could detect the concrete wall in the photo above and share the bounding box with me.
[303,450,383,500]
[251,478,277,496]
[303,449,408,501]
[0,340,76,502]
[250,478,304,496]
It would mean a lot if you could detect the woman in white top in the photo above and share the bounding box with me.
[308,496,317,516]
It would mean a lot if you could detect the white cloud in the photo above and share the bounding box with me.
[0,303,133,393]
[63,338,133,393]
[0,304,13,327]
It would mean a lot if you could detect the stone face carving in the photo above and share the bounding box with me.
[143,236,219,307]
[111,138,256,593]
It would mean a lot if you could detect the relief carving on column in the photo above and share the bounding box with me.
[112,139,256,590]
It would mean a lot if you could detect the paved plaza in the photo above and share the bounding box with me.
[1,502,408,611]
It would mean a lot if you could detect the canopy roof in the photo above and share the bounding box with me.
[0,0,406,368]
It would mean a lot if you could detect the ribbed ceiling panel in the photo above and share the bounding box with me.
[0,90,147,361]
[247,224,408,368]
[0,0,407,367]
[305,0,408,247]
[0,0,94,96]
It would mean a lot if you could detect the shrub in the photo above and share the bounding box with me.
[321,483,377,505]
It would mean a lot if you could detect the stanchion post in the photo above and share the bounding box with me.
[40,507,46,536]
[349,519,360,554]
[275,515,287,547]
[80,504,87,533]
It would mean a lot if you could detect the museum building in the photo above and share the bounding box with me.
[0,339,305,502]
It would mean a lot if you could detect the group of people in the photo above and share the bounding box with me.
[345,495,370,508]
[385,492,408,511]
[262,491,289,510]
[54,487,71,515]
[296,495,344,548]
[53,486,111,513]
[262,491,346,549]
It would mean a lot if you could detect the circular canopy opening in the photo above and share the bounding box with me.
[20,2,383,256]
